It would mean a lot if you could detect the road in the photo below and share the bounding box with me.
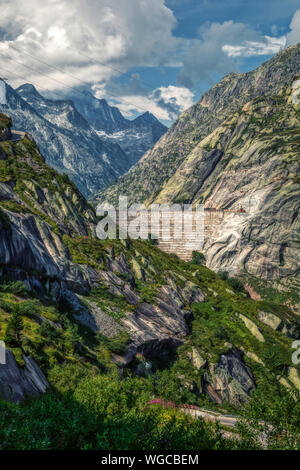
[182,407,238,429]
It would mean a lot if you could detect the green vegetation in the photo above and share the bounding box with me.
[191,251,206,266]
[0,207,10,230]
[0,95,299,450]
[4,312,24,347]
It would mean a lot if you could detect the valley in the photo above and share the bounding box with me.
[0,105,299,449]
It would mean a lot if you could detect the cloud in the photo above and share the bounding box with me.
[222,36,286,57]
[151,85,195,120]
[0,1,299,122]
[286,10,300,46]
[177,20,287,88]
[94,81,195,121]
[0,0,178,91]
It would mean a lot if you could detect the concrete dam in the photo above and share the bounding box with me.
[114,207,248,262]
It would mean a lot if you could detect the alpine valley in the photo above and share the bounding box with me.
[0,82,167,198]
[0,44,299,451]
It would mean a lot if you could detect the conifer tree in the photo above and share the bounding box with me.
[4,313,24,346]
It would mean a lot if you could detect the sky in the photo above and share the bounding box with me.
[0,0,299,126]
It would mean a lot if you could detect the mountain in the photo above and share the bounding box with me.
[0,113,299,449]
[70,91,168,167]
[70,90,129,133]
[0,82,129,198]
[96,44,300,281]
[2,82,132,198]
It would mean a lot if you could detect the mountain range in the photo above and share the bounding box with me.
[0,82,167,198]
[0,54,300,448]
[69,91,167,167]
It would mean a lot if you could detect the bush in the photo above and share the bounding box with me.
[227,277,246,294]
[191,251,206,265]
[0,281,27,296]
[219,272,246,294]
[4,313,24,347]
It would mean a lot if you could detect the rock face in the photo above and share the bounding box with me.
[0,82,131,198]
[0,113,298,406]
[0,350,48,402]
[98,45,300,280]
[0,82,166,198]
[100,44,300,206]
[204,349,256,405]
[69,92,167,169]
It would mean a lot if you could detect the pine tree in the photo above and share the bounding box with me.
[4,313,24,347]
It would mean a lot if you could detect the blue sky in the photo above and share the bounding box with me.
[0,1,300,125]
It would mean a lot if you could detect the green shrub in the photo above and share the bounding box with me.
[0,281,28,296]
[4,313,24,347]
[191,251,206,265]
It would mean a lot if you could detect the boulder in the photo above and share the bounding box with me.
[0,350,48,402]
[257,311,282,330]
[187,347,207,370]
[204,349,256,405]
[239,314,265,342]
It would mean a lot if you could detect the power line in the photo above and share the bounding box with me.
[0,11,157,93]
[66,43,156,92]
[8,43,153,113]
[0,49,152,114]
[0,65,72,100]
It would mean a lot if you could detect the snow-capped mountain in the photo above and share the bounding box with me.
[0,82,131,197]
[70,91,168,166]
[71,90,128,133]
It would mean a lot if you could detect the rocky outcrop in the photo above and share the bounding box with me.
[239,315,265,343]
[203,349,256,405]
[187,347,207,370]
[0,350,48,402]
[98,45,300,281]
[257,311,300,339]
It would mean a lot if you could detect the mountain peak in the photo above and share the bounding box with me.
[132,111,159,126]
[17,83,41,98]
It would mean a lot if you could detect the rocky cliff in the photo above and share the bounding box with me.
[96,44,300,281]
[0,113,299,406]
[0,82,132,198]
[70,91,167,168]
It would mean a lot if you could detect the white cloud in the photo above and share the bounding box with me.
[151,85,195,120]
[222,36,286,57]
[177,20,260,88]
[0,0,178,91]
[95,84,195,122]
[286,10,300,46]
[1,1,299,122]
